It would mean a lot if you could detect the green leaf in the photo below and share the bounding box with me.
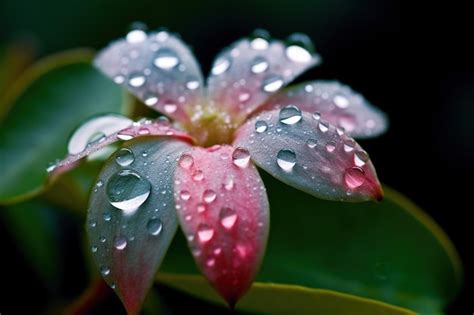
[0,50,131,204]
[0,200,62,290]
[159,175,462,314]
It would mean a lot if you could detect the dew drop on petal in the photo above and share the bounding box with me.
[306,138,317,148]
[100,266,111,276]
[277,149,296,172]
[344,139,356,152]
[354,150,369,167]
[250,57,269,74]
[326,142,336,153]
[144,94,158,106]
[312,112,321,121]
[153,48,180,70]
[220,207,237,229]
[279,105,302,125]
[197,223,215,243]
[255,120,268,133]
[224,175,234,191]
[115,148,135,167]
[180,190,191,201]
[212,57,231,75]
[344,167,366,189]
[147,218,163,236]
[197,203,206,213]
[192,170,204,181]
[232,147,251,168]
[186,77,200,90]
[178,154,194,169]
[206,258,216,267]
[103,212,111,222]
[106,170,151,215]
[203,189,217,204]
[318,121,329,133]
[128,73,146,87]
[250,29,271,50]
[334,94,350,108]
[91,245,98,253]
[285,45,312,63]
[262,75,284,92]
[126,29,147,44]
[114,236,128,250]
[164,103,177,113]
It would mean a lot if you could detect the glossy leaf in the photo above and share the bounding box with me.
[174,145,269,306]
[95,29,204,124]
[0,50,129,204]
[207,33,321,124]
[87,138,191,315]
[233,109,383,201]
[160,180,462,314]
[260,81,388,138]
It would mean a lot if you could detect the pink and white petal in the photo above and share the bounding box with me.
[207,32,321,123]
[48,115,193,177]
[94,29,204,123]
[174,145,269,306]
[233,108,383,202]
[87,138,192,315]
[261,81,388,138]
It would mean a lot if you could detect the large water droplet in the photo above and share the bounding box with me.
[285,33,315,63]
[114,236,128,250]
[128,73,146,87]
[164,103,177,113]
[68,115,133,155]
[197,224,214,242]
[326,142,336,153]
[344,167,366,189]
[203,189,217,203]
[178,154,194,169]
[115,148,135,167]
[255,120,268,133]
[153,48,180,70]
[192,170,204,181]
[212,57,231,75]
[232,147,251,168]
[318,121,329,133]
[277,149,296,172]
[126,29,147,44]
[279,105,302,125]
[262,75,284,92]
[250,29,271,50]
[147,218,163,236]
[106,170,151,215]
[334,94,349,108]
[354,150,369,167]
[180,190,191,201]
[220,208,237,229]
[251,57,269,74]
[144,94,158,106]
[186,77,200,90]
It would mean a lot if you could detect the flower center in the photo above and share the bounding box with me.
[183,106,238,147]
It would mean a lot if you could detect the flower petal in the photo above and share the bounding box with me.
[260,81,388,138]
[173,145,269,306]
[233,109,383,201]
[49,115,193,176]
[207,32,321,123]
[94,29,204,123]
[87,138,191,315]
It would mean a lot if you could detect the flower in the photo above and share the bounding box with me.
[51,27,387,314]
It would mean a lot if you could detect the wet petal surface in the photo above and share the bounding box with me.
[261,81,388,138]
[174,145,269,306]
[94,29,204,123]
[87,138,191,314]
[207,31,321,124]
[234,109,383,201]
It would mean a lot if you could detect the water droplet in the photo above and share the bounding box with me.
[100,266,111,276]
[220,208,237,229]
[197,224,214,242]
[277,149,296,172]
[103,212,112,221]
[326,142,336,152]
[312,112,321,120]
[255,120,268,133]
[232,147,251,168]
[279,105,302,125]
[89,220,97,228]
[126,29,147,43]
[238,92,251,102]
[68,115,133,155]
[178,154,194,169]
[306,138,317,148]
[96,180,104,187]
[251,57,269,74]
[91,245,98,253]
[262,75,284,92]
[186,78,200,90]
[203,189,217,203]
[250,29,271,50]
[305,84,314,93]
[197,203,206,213]
[336,127,345,136]
[286,45,312,63]
[343,139,356,152]
[144,94,158,106]
[100,236,106,243]
[224,175,234,191]
[164,103,177,113]
[334,94,349,108]
[193,170,204,181]
[354,150,369,167]
[115,148,135,167]
[153,48,180,69]
[128,73,146,87]
[212,57,231,75]
[345,167,366,189]
[318,121,329,133]
[147,218,163,236]
[106,170,151,215]
[285,33,315,63]
[213,247,222,255]
[117,132,134,141]
[114,75,125,84]
[114,236,128,250]
[206,258,216,267]
[180,190,191,201]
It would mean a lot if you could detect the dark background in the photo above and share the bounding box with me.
[0,0,472,313]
